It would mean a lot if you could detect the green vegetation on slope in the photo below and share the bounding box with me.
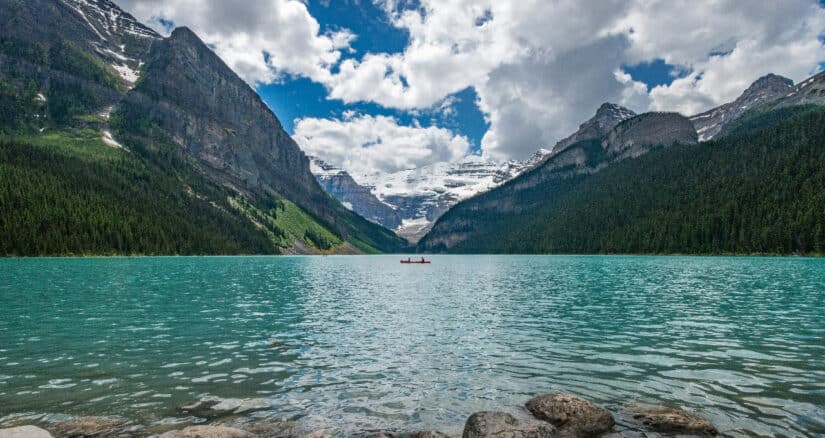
[0,129,278,256]
[234,196,343,251]
[423,106,825,255]
[0,37,123,130]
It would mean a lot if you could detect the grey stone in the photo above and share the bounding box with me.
[159,425,254,438]
[49,417,126,437]
[525,393,614,437]
[0,426,53,438]
[622,402,717,436]
[462,412,557,438]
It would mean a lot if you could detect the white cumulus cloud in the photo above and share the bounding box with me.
[293,114,471,176]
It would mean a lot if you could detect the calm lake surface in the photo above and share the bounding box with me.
[0,256,823,436]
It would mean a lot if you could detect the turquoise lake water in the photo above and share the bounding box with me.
[0,255,823,436]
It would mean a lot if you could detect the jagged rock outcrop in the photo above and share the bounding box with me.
[552,103,636,155]
[603,112,697,159]
[690,74,794,141]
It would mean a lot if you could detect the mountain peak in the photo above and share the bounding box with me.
[740,74,793,101]
[550,103,636,155]
[690,73,795,141]
[170,26,198,40]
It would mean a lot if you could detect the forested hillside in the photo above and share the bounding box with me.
[420,107,825,255]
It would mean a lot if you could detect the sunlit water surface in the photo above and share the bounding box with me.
[0,256,823,436]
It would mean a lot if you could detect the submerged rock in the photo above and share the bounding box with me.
[177,398,271,419]
[622,402,717,436]
[365,432,449,438]
[0,426,54,438]
[404,432,451,438]
[463,412,557,438]
[159,425,254,438]
[525,393,614,437]
[49,417,126,437]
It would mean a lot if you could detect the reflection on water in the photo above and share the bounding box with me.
[0,255,824,436]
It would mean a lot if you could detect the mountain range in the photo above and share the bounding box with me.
[0,0,404,255]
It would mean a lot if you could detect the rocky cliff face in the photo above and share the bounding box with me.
[604,112,697,159]
[311,157,403,230]
[690,74,794,141]
[551,103,636,154]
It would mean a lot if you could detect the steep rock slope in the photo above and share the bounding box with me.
[418,110,698,251]
[690,74,793,141]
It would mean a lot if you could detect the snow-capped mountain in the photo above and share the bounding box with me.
[310,151,550,242]
[690,74,794,141]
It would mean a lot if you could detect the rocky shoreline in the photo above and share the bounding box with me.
[0,393,718,437]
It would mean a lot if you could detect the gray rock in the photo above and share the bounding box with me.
[603,112,698,160]
[622,402,717,436]
[525,393,614,437]
[462,411,557,438]
[177,397,270,419]
[49,417,126,437]
[690,74,794,141]
[0,426,53,438]
[403,432,451,438]
[304,433,335,438]
[552,103,637,156]
[159,425,254,438]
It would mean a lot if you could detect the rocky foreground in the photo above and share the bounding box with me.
[0,393,718,437]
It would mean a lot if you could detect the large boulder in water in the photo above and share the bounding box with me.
[159,425,254,438]
[0,426,53,438]
[622,402,717,436]
[525,393,614,437]
[463,412,557,438]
